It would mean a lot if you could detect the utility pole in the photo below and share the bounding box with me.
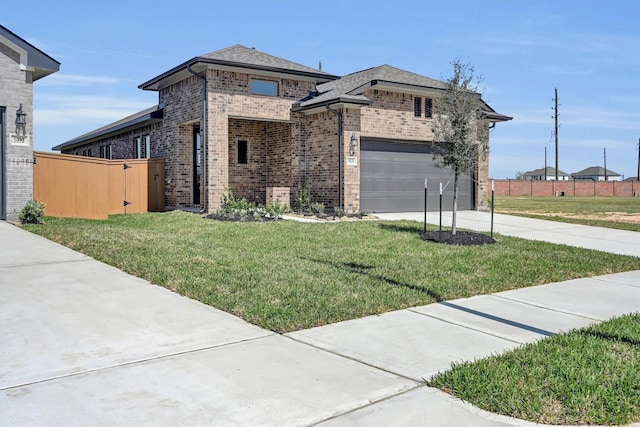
[603,147,607,181]
[544,146,547,180]
[553,88,559,180]
[637,138,639,181]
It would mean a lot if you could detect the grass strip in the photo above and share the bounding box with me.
[428,313,640,425]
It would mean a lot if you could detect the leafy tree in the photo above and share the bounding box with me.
[432,60,486,235]
[514,171,526,180]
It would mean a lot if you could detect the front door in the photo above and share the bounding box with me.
[193,127,201,206]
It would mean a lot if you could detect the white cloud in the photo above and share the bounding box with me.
[34,95,152,127]
[38,73,121,86]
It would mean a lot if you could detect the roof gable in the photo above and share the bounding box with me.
[0,25,60,81]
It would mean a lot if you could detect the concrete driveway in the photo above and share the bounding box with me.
[1,218,639,426]
[376,210,640,257]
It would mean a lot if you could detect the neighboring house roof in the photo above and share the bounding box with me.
[0,24,60,81]
[139,44,338,91]
[523,166,569,177]
[623,176,639,181]
[571,166,621,178]
[293,64,512,122]
[52,105,163,151]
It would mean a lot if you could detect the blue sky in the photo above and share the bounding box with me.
[3,0,639,179]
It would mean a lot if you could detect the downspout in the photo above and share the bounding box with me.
[326,104,343,210]
[188,63,207,212]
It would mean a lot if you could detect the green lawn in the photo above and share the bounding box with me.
[495,196,640,231]
[429,313,640,425]
[23,211,640,332]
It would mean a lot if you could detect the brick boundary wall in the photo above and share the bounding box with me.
[493,180,640,197]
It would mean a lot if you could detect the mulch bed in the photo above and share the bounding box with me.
[205,213,280,222]
[420,230,496,246]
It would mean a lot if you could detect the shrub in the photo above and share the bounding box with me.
[333,206,345,218]
[311,202,325,216]
[19,199,45,224]
[296,183,311,213]
[266,200,288,219]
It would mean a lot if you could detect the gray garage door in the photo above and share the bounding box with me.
[360,139,473,213]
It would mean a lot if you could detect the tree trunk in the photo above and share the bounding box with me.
[452,172,458,235]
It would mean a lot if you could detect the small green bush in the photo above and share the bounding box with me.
[296,183,311,213]
[19,199,45,224]
[266,200,288,219]
[311,202,325,216]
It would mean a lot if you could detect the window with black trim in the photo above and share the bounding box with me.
[237,140,248,164]
[99,146,106,158]
[105,144,112,160]
[425,98,432,118]
[134,136,142,159]
[251,79,277,96]
[144,135,151,158]
[414,96,422,117]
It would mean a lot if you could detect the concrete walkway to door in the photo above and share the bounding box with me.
[375,210,640,257]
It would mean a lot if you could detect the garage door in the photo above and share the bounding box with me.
[360,139,473,213]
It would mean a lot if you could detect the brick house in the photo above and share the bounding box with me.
[54,45,510,213]
[1,25,59,220]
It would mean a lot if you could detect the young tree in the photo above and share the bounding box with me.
[432,60,486,235]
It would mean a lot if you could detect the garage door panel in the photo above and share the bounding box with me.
[361,139,472,213]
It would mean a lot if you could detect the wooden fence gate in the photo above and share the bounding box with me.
[33,151,164,219]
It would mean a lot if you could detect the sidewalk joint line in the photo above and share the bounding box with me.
[0,333,273,392]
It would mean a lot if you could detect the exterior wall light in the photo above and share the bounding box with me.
[15,104,27,141]
[350,132,358,155]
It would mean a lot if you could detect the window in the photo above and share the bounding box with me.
[414,96,422,117]
[144,135,151,159]
[425,98,432,118]
[99,146,106,158]
[237,140,248,164]
[134,136,142,159]
[105,144,112,160]
[251,79,277,96]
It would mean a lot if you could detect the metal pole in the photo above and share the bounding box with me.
[490,180,495,238]
[439,182,443,233]
[423,178,428,234]
[637,138,639,181]
[554,88,559,180]
[604,147,607,181]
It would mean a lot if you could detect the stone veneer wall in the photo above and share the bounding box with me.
[0,40,34,220]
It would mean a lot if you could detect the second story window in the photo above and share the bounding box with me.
[414,96,422,117]
[425,98,432,118]
[251,79,278,96]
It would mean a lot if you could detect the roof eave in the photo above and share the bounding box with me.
[140,57,339,91]
[53,109,163,151]
[292,96,372,112]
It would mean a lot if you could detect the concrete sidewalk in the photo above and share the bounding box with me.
[376,211,640,257]
[1,219,639,426]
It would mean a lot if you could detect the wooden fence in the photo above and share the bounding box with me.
[33,151,164,219]
[493,179,640,197]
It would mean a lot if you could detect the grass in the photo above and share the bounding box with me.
[428,313,640,425]
[495,196,640,231]
[23,211,640,332]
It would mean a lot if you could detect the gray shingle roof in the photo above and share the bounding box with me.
[523,166,569,176]
[294,64,511,122]
[572,166,620,177]
[140,45,337,91]
[201,45,331,76]
[52,105,163,151]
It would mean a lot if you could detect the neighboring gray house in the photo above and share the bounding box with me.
[0,25,59,220]
[571,166,622,181]
[522,166,569,181]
